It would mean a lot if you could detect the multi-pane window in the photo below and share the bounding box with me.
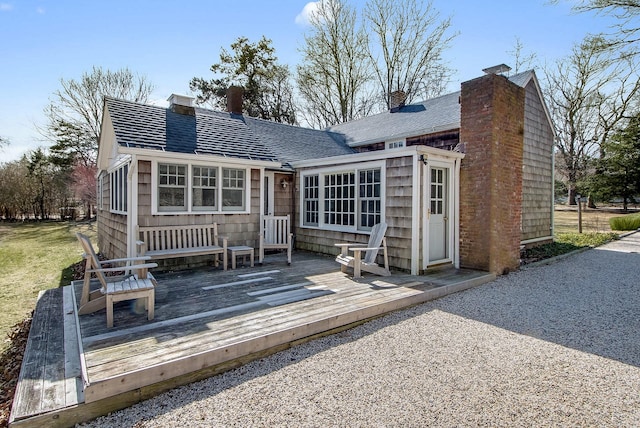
[222,168,245,211]
[303,175,319,226]
[158,164,187,211]
[359,169,381,229]
[110,163,128,213]
[430,168,445,215]
[192,166,217,210]
[303,165,383,232]
[324,172,356,227]
[156,163,247,213]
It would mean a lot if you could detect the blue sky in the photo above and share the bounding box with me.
[0,0,615,162]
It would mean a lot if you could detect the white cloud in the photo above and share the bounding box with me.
[36,7,45,14]
[295,1,320,26]
[0,3,13,11]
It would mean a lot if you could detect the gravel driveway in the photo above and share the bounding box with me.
[83,232,640,427]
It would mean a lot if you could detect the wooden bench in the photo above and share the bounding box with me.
[137,223,228,270]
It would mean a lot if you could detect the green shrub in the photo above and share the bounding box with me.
[609,213,640,231]
[556,232,619,247]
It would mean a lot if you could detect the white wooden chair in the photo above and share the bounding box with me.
[259,215,293,265]
[76,233,158,328]
[335,222,390,279]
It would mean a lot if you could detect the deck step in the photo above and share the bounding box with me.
[10,286,83,425]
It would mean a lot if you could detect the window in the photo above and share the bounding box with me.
[359,169,381,228]
[97,173,104,211]
[222,168,245,211]
[110,163,128,213]
[324,172,355,226]
[302,162,384,232]
[192,166,217,211]
[158,164,187,211]
[303,174,319,226]
[154,162,248,214]
[386,139,405,149]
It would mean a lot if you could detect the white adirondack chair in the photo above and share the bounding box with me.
[335,222,390,278]
[76,233,158,328]
[259,215,293,265]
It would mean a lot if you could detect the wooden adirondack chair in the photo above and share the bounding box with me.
[335,222,390,279]
[76,233,158,328]
[259,215,293,265]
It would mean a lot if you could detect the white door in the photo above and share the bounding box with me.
[264,171,275,216]
[428,167,449,263]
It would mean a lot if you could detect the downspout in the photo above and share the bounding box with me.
[411,153,420,275]
[454,158,461,269]
[551,147,555,240]
[127,156,138,259]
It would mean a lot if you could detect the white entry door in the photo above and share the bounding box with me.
[428,167,449,263]
[264,171,275,216]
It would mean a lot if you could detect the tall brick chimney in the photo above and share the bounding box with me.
[227,86,243,114]
[459,73,525,274]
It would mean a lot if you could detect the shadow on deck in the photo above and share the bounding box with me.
[10,251,494,427]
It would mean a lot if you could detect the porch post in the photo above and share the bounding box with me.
[411,152,420,275]
[127,155,138,259]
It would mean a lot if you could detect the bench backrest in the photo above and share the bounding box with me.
[138,224,220,252]
[262,215,290,246]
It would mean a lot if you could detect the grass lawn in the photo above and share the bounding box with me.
[0,221,97,353]
[553,204,633,234]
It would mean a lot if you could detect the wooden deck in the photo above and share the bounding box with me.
[10,251,494,427]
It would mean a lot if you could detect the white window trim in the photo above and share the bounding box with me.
[151,161,251,215]
[299,160,386,233]
[97,173,104,211]
[386,138,406,150]
[109,162,129,215]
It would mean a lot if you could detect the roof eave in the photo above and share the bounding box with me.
[345,122,460,147]
[117,146,282,168]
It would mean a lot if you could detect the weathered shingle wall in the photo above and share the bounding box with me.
[521,81,554,242]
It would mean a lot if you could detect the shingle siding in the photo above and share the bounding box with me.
[521,81,554,242]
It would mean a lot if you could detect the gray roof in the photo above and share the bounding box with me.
[105,97,354,167]
[242,116,353,167]
[328,70,536,146]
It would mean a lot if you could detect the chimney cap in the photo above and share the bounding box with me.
[167,93,195,107]
[482,64,512,76]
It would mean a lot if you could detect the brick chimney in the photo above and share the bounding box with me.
[227,86,243,114]
[389,90,406,112]
[458,73,525,275]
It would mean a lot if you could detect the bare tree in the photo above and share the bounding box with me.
[364,0,456,108]
[571,0,640,53]
[44,66,154,166]
[507,37,538,73]
[297,0,373,128]
[544,35,640,205]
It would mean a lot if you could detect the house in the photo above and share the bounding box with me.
[96,67,554,276]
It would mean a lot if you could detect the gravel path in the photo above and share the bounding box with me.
[82,233,640,427]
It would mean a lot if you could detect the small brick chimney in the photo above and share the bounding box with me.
[227,86,243,114]
[389,90,406,112]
